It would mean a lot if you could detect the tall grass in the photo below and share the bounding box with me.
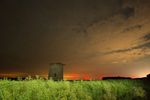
[0,79,147,100]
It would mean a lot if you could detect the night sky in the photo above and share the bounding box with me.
[0,0,150,79]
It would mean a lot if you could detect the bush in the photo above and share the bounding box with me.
[0,79,148,100]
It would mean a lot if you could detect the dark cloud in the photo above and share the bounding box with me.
[71,1,137,37]
[0,0,124,73]
[71,0,123,38]
[105,35,150,55]
[121,7,135,19]
[139,42,150,48]
[107,32,150,55]
[122,24,142,33]
[142,33,150,41]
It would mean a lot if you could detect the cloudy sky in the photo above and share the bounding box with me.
[0,0,150,79]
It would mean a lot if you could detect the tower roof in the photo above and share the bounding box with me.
[49,63,65,66]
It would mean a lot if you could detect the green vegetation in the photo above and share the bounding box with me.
[0,79,149,100]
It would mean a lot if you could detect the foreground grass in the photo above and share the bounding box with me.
[0,79,149,100]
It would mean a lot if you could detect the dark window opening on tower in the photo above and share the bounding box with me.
[54,73,56,77]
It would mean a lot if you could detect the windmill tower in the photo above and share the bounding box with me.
[48,63,64,80]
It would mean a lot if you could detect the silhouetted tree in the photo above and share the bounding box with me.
[147,74,150,79]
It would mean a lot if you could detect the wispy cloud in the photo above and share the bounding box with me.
[142,33,150,41]
[105,42,150,55]
[122,24,142,33]
[105,33,150,55]
[121,6,135,19]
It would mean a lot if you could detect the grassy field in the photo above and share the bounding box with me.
[0,79,149,100]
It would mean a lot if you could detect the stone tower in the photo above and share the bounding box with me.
[48,63,64,80]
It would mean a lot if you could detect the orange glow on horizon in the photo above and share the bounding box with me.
[64,73,81,80]
[64,73,101,80]
[0,72,149,80]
